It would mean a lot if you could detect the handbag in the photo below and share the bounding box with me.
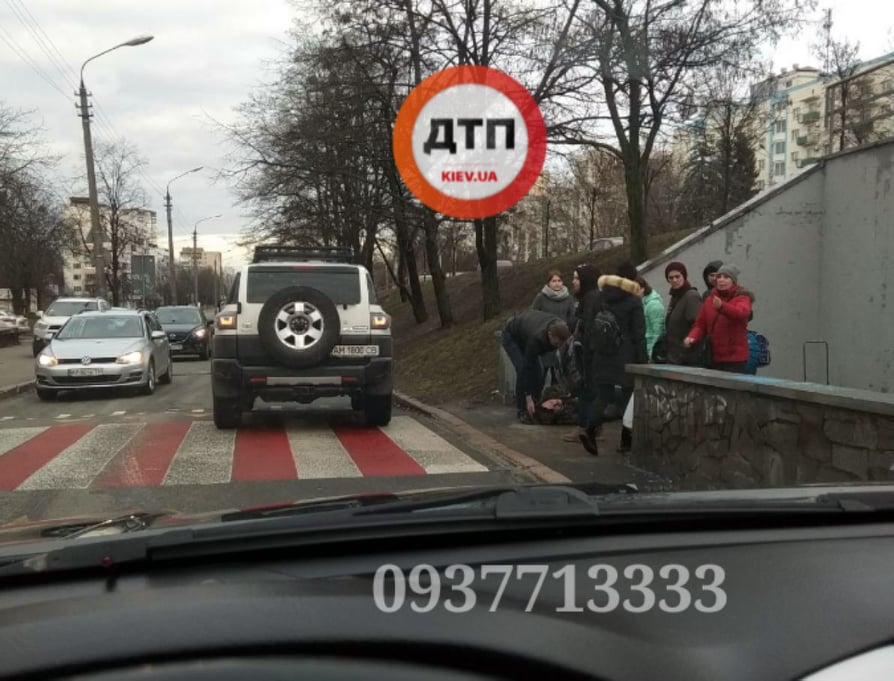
[691,309,721,368]
[651,334,668,363]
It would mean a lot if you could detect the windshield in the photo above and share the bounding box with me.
[2,0,894,556]
[55,316,143,340]
[156,308,203,325]
[46,301,98,317]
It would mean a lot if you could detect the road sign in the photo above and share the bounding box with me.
[393,65,546,219]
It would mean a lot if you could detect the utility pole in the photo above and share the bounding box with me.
[164,166,203,306]
[77,80,106,301]
[165,189,176,305]
[77,35,154,301]
[192,227,199,306]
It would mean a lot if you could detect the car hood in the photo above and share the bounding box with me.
[2,482,894,548]
[160,323,204,334]
[36,316,70,327]
[47,337,144,359]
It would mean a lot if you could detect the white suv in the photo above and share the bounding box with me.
[32,297,110,356]
[211,247,393,429]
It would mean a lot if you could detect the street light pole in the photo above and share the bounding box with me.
[193,214,222,307]
[78,35,153,301]
[164,166,203,305]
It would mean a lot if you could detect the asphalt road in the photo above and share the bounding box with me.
[0,356,538,525]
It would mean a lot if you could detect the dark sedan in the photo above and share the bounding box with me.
[155,306,214,359]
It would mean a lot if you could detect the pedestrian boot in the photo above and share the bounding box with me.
[617,427,632,454]
[579,427,599,456]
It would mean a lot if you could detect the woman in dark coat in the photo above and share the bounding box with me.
[663,261,703,366]
[560,264,600,443]
[579,262,648,456]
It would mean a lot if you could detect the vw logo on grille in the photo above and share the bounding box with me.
[81,357,92,365]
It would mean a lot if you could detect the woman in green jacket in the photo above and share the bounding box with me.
[637,277,666,360]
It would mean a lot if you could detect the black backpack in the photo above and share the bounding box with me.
[591,305,623,355]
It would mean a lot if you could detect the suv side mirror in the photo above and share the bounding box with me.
[151,330,166,341]
[36,311,44,318]
[206,319,214,327]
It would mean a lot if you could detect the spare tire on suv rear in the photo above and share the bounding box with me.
[257,286,340,369]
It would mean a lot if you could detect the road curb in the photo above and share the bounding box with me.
[0,380,34,402]
[393,390,571,484]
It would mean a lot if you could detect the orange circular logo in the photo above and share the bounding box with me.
[393,65,547,219]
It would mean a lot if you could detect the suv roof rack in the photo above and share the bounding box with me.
[252,246,356,264]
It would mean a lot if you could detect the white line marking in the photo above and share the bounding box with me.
[0,426,48,457]
[286,426,360,479]
[381,416,489,474]
[163,421,235,485]
[55,414,71,419]
[112,411,126,416]
[0,416,14,421]
[191,409,204,413]
[18,423,143,490]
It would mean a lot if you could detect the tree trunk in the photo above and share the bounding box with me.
[423,210,453,328]
[397,247,408,302]
[396,225,428,323]
[10,288,24,315]
[623,150,648,264]
[475,216,501,320]
[376,239,408,297]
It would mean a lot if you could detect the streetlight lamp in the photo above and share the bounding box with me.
[78,34,154,301]
[164,166,203,304]
[193,214,221,306]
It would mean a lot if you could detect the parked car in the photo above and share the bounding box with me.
[34,309,172,400]
[0,310,29,333]
[32,297,110,356]
[155,305,214,360]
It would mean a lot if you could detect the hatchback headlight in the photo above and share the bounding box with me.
[193,328,207,339]
[37,353,58,367]
[116,351,143,365]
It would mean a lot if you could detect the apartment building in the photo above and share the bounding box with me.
[673,52,894,192]
[62,197,159,299]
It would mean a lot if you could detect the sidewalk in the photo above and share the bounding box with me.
[0,342,35,398]
[441,401,670,490]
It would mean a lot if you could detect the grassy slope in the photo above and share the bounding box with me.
[381,230,692,405]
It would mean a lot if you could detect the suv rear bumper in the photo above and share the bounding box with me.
[212,357,393,404]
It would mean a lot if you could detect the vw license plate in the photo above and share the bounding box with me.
[69,368,102,377]
[331,345,379,357]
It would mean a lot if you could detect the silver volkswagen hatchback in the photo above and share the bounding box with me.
[34,310,173,400]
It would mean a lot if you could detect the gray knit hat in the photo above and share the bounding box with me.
[717,263,740,284]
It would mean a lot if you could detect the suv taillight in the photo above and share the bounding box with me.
[216,312,238,330]
[371,312,390,330]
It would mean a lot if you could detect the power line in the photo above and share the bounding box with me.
[0,21,70,99]
[8,0,79,84]
[3,0,76,91]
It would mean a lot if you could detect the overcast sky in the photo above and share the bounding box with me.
[1,1,891,268]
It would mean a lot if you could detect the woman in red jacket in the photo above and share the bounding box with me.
[683,264,754,374]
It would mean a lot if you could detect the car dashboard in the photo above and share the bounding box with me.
[0,518,892,680]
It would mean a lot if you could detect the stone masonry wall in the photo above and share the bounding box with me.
[631,375,894,490]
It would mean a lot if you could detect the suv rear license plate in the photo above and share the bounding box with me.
[331,345,379,357]
[69,368,102,377]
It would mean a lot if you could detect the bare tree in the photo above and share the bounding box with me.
[92,140,149,306]
[819,38,894,152]
[0,104,63,312]
[0,175,65,312]
[551,0,807,263]
[679,67,761,225]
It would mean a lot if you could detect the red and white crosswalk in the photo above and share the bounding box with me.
[0,417,489,491]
